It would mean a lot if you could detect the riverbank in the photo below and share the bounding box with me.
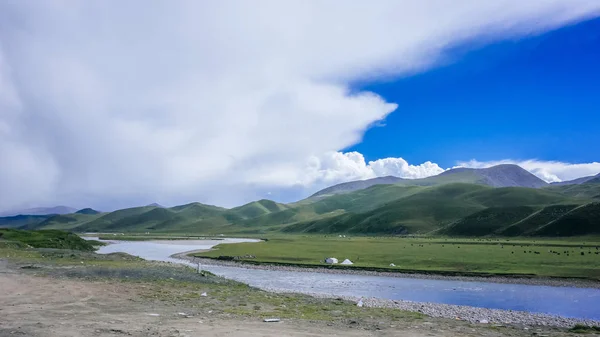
[172,250,600,328]
[193,235,600,281]
[174,250,600,289]
[3,252,575,337]
[272,290,600,328]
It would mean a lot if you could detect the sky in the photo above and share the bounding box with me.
[1,1,599,212]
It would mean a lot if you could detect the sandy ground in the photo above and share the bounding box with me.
[0,261,568,337]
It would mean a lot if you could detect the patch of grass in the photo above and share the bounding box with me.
[0,229,95,251]
[569,324,600,333]
[196,235,600,279]
[3,246,425,325]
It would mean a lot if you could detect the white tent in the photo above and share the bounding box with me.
[325,257,338,264]
[340,259,353,265]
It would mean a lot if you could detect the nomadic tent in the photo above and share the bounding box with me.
[325,257,339,264]
[340,259,353,265]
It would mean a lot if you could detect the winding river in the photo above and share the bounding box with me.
[91,237,600,320]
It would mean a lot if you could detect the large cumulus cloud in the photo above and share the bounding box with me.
[1,1,599,210]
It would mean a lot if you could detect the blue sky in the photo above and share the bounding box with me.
[349,17,600,168]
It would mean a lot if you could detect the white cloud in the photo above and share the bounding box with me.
[457,159,600,182]
[0,1,599,210]
[299,152,445,186]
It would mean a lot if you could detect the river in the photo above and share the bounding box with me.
[90,237,600,321]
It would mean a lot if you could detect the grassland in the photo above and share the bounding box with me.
[0,228,96,251]
[196,235,600,279]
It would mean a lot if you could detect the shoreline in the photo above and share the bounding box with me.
[173,249,600,289]
[171,249,600,328]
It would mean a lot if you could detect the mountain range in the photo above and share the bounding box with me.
[309,164,549,198]
[0,206,77,217]
[1,164,599,237]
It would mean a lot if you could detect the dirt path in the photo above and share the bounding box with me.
[0,261,565,337]
[0,272,425,337]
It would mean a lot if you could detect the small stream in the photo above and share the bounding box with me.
[90,237,600,320]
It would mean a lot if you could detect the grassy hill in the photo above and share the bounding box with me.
[24,213,102,230]
[0,229,95,251]
[284,184,491,235]
[533,203,600,237]
[307,164,548,199]
[75,208,100,215]
[73,206,162,232]
[499,204,579,236]
[0,215,52,229]
[439,206,538,237]
[544,181,600,199]
[231,199,290,219]
[8,165,599,237]
[283,183,585,236]
[246,185,427,231]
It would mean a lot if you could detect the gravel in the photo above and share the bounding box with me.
[263,288,600,328]
[175,252,600,328]
[176,253,600,289]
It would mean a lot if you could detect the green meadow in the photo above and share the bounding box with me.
[196,235,600,279]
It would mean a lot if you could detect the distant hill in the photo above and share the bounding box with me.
[310,176,405,198]
[146,203,165,208]
[74,206,170,232]
[0,206,77,217]
[75,208,100,215]
[25,213,102,230]
[73,203,237,233]
[231,199,290,219]
[308,164,547,199]
[588,176,600,184]
[0,215,52,229]
[434,164,548,188]
[550,173,600,186]
[544,177,600,199]
[12,166,598,237]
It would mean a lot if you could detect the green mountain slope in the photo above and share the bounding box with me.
[283,183,580,235]
[307,164,548,198]
[75,208,100,215]
[0,215,52,229]
[284,184,490,234]
[499,204,579,236]
[71,202,242,233]
[439,206,537,237]
[24,213,102,230]
[231,199,289,219]
[461,186,574,207]
[12,165,596,237]
[544,181,600,199]
[533,203,600,237]
[74,206,162,232]
[248,185,427,230]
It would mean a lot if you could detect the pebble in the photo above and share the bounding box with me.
[262,287,600,328]
[182,256,600,289]
[173,255,600,328]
